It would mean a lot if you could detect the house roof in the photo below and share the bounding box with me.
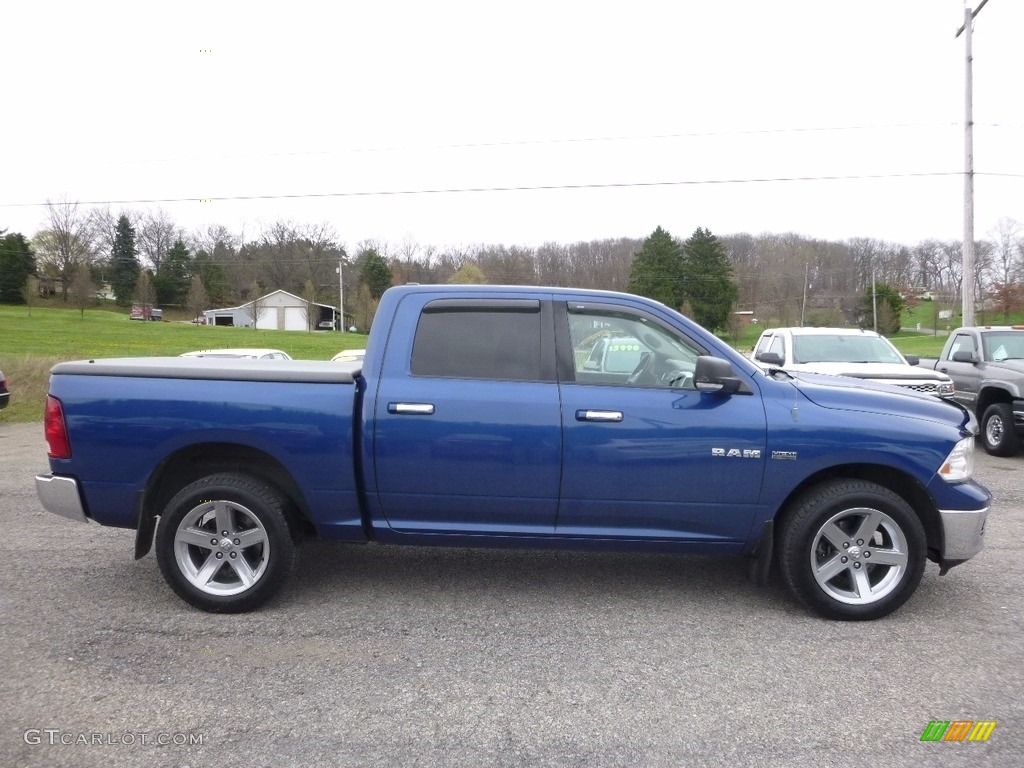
[204,289,338,314]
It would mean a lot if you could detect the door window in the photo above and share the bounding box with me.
[412,301,544,381]
[566,305,704,388]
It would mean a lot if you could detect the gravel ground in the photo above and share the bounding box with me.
[1,420,1021,768]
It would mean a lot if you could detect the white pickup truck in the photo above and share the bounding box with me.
[751,327,954,398]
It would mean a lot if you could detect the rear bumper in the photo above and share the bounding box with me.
[35,474,89,523]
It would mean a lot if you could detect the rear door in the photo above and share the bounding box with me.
[372,294,562,535]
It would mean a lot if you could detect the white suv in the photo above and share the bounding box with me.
[751,327,954,397]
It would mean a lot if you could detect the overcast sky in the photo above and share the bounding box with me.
[2,0,1021,250]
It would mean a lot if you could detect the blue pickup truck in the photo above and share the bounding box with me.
[36,285,990,620]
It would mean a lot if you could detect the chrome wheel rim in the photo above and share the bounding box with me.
[810,507,908,605]
[986,414,1005,446]
[174,500,270,596]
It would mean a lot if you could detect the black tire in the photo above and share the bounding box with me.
[981,403,1020,457]
[155,472,297,612]
[778,479,926,621]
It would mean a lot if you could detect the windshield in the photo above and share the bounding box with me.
[792,334,904,364]
[982,332,1024,361]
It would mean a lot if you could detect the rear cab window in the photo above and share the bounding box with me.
[410,298,552,381]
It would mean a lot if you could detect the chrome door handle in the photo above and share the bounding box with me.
[389,403,435,415]
[576,409,623,422]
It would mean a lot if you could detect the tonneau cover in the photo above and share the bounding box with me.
[51,357,361,384]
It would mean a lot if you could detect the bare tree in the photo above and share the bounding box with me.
[296,221,343,294]
[184,274,209,323]
[985,218,1023,322]
[137,208,181,271]
[190,223,238,258]
[21,276,39,316]
[34,199,96,300]
[248,281,268,329]
[300,279,319,331]
[68,262,97,317]
[133,270,157,309]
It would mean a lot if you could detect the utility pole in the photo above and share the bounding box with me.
[872,267,878,333]
[800,263,808,327]
[336,259,344,331]
[956,0,989,327]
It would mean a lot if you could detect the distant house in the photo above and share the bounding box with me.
[203,289,340,330]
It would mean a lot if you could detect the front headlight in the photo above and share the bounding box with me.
[937,379,955,397]
[938,436,975,483]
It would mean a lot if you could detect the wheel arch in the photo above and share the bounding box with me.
[136,442,314,558]
[773,464,943,564]
[977,385,1014,416]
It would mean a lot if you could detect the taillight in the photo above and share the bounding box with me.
[44,395,72,459]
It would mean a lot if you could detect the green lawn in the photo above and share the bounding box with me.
[1,299,999,425]
[0,302,366,423]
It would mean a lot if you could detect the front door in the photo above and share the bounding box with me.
[556,302,767,544]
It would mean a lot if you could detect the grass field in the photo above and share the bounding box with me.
[0,299,1003,424]
[0,303,366,423]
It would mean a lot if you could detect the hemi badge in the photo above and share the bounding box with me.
[772,451,798,461]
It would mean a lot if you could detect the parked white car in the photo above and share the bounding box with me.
[180,348,292,360]
[751,327,954,397]
[331,349,366,363]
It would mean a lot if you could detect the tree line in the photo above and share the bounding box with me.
[2,198,1022,334]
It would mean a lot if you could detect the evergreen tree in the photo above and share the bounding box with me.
[0,231,36,303]
[860,282,905,334]
[680,227,738,332]
[628,227,684,309]
[110,215,140,306]
[154,240,193,306]
[358,249,393,299]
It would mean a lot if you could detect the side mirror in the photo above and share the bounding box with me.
[952,350,978,364]
[695,356,742,395]
[755,351,784,366]
[905,354,920,366]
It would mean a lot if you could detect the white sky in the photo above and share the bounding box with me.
[2,0,1021,250]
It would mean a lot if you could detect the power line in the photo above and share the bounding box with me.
[94,122,965,165]
[0,171,968,210]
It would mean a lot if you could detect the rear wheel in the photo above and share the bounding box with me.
[779,480,925,620]
[981,402,1020,457]
[155,472,297,612]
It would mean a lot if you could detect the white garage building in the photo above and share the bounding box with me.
[203,289,340,330]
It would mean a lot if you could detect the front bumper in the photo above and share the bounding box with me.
[938,505,989,566]
[35,474,89,523]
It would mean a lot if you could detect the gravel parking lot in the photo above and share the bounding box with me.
[1,420,1021,768]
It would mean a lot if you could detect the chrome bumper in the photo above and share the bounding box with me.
[939,506,989,561]
[35,474,89,523]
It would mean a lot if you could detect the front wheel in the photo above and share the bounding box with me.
[779,480,926,620]
[155,472,297,612]
[981,402,1020,457]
